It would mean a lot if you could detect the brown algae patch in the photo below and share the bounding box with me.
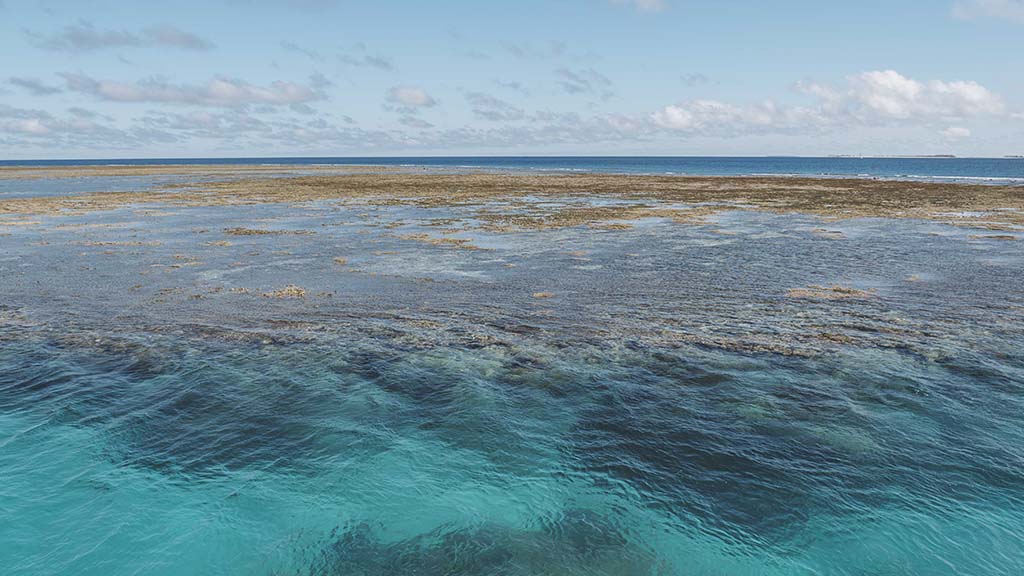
[532,292,555,299]
[0,219,42,226]
[396,233,482,250]
[476,205,712,232]
[224,227,316,236]
[968,234,1019,241]
[333,257,349,265]
[262,285,307,298]
[787,285,878,300]
[170,254,202,267]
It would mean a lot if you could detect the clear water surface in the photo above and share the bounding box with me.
[1,168,1022,575]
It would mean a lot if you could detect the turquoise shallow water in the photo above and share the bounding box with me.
[3,333,1023,574]
[1,174,1023,574]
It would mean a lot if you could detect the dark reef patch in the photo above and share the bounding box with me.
[303,511,659,576]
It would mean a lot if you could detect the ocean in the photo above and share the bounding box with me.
[1,164,1022,575]
[2,155,1023,184]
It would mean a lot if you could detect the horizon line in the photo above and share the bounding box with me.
[3,154,1023,164]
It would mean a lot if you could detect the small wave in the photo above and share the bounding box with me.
[905,175,1024,182]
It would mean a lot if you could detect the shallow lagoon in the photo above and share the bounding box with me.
[1,173,1023,575]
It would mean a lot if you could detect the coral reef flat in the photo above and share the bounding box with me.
[1,166,1022,575]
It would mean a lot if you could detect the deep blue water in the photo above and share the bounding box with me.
[1,170,1023,574]
[2,156,1023,183]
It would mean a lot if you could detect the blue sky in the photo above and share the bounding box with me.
[1,0,1022,158]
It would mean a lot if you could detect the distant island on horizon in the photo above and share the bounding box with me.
[827,154,958,159]
[827,154,1022,159]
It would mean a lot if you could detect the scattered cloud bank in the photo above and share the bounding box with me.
[1,69,1015,154]
[653,70,1006,135]
[60,73,325,107]
[0,103,124,142]
[0,99,646,154]
[0,104,50,135]
[28,20,215,52]
[952,0,1024,22]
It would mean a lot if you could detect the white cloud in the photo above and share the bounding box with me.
[8,118,50,135]
[651,100,783,134]
[653,70,1006,135]
[942,126,972,139]
[61,73,325,107]
[848,70,1003,119]
[386,86,437,108]
[952,0,1024,22]
[28,20,215,52]
[611,0,668,13]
